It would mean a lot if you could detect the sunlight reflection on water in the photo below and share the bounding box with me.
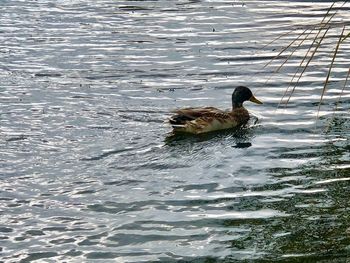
[0,0,349,262]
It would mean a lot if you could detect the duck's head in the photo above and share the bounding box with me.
[231,86,263,109]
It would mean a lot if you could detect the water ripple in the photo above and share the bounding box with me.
[1,0,349,262]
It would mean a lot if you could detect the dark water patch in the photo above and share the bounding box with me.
[217,55,278,62]
[65,249,83,257]
[85,251,121,259]
[49,237,76,245]
[233,142,252,148]
[83,74,125,80]
[126,40,154,44]
[80,147,134,161]
[74,188,98,195]
[103,179,146,186]
[107,232,209,245]
[5,135,27,142]
[25,230,45,236]
[78,239,99,246]
[0,227,13,233]
[87,125,114,130]
[138,73,178,78]
[176,183,219,192]
[119,5,152,11]
[34,72,62,77]
[70,95,94,99]
[72,180,99,185]
[50,216,81,223]
[129,161,192,171]
[41,226,68,232]
[20,252,58,263]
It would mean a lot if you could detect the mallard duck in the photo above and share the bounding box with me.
[169,86,262,134]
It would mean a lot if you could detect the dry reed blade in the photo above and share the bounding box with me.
[260,29,295,50]
[279,26,330,107]
[341,32,349,42]
[280,4,341,106]
[275,7,339,106]
[264,28,313,87]
[334,68,350,113]
[274,28,313,73]
[316,26,346,122]
[324,67,350,132]
[263,29,308,69]
[263,2,336,70]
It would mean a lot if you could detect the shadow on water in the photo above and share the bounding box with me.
[164,126,255,149]
[164,116,259,148]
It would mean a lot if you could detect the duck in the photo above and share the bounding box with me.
[169,86,262,134]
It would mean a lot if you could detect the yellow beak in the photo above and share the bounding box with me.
[249,95,263,105]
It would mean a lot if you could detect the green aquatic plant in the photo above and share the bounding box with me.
[264,2,349,122]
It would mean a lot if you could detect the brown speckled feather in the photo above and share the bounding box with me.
[169,107,249,134]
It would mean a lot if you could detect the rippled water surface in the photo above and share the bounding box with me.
[1,0,350,262]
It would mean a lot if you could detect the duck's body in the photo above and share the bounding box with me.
[170,106,249,134]
[169,86,262,134]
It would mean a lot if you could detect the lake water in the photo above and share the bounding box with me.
[1,0,349,262]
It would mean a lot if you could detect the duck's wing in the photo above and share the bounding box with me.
[169,107,228,125]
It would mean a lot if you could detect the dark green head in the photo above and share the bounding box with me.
[231,86,263,109]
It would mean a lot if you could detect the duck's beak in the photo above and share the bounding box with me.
[249,95,263,105]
